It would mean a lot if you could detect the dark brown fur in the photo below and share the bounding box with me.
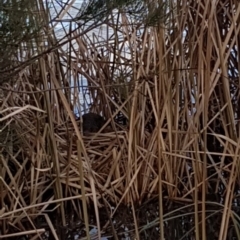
[82,113,106,133]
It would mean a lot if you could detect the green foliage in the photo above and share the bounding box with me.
[0,0,43,78]
[77,0,170,26]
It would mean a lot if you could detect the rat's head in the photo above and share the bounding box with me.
[82,112,106,133]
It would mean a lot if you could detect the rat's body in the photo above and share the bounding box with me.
[82,112,106,133]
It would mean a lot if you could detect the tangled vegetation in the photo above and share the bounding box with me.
[0,0,240,239]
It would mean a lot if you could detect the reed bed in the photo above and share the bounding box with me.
[0,0,240,239]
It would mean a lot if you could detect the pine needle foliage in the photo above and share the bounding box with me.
[0,0,44,83]
[77,0,170,26]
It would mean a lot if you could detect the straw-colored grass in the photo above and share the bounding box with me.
[0,0,240,239]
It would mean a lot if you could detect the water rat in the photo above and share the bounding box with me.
[82,112,106,133]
